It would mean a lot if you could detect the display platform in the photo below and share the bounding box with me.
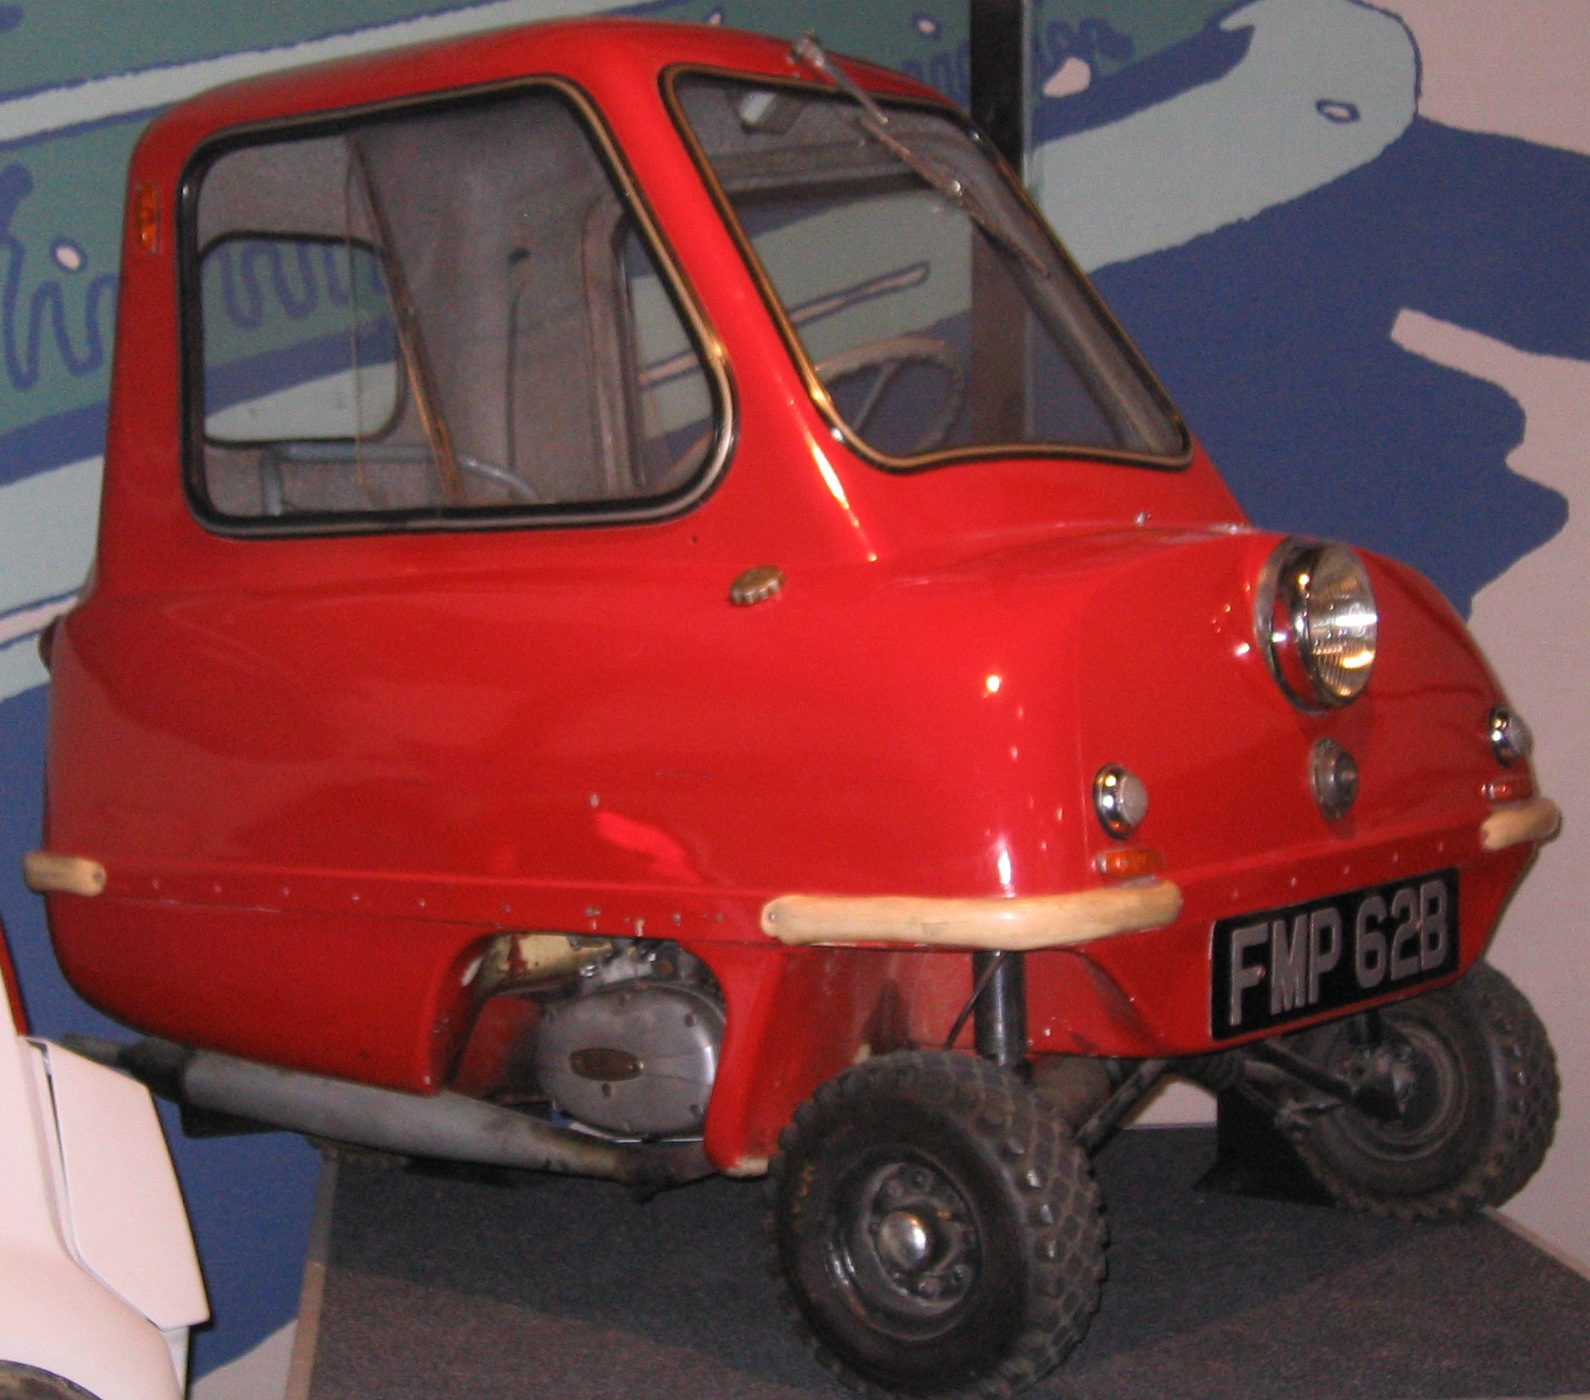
[296,1126,1590,1400]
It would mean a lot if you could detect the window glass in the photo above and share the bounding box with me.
[677,77,1183,465]
[192,88,719,525]
[201,237,398,446]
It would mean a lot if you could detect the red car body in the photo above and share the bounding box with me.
[31,19,1552,1186]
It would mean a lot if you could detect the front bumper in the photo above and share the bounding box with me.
[761,879,1183,950]
[1481,797,1560,852]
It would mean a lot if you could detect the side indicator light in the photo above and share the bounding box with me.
[1484,773,1535,804]
[1095,847,1165,882]
[134,183,161,255]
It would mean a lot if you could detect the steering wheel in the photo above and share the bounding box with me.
[457,453,538,503]
[814,333,968,455]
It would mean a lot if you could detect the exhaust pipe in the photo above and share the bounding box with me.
[65,1035,712,1190]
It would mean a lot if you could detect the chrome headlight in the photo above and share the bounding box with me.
[1488,706,1533,766]
[1258,538,1378,710]
[1094,764,1149,839]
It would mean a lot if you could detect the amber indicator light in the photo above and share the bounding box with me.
[135,183,161,254]
[1484,773,1534,804]
[1095,847,1165,881]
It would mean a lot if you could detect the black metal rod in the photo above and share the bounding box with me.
[943,952,1003,1049]
[1247,1039,1402,1121]
[970,0,1026,168]
[1076,1058,1171,1152]
[972,949,1028,1070]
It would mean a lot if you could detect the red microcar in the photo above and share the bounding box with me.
[26,19,1560,1398]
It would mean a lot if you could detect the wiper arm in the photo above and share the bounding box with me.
[790,32,1048,279]
[791,31,893,128]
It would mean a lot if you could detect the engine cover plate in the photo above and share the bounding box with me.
[533,981,724,1138]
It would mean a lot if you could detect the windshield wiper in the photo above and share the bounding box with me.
[790,32,1049,279]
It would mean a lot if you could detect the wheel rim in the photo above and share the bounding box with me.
[1335,1019,1468,1162]
[827,1153,981,1336]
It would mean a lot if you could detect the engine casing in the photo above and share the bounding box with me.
[532,980,724,1138]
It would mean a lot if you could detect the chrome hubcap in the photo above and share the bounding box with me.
[833,1158,979,1322]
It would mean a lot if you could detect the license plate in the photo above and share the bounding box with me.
[1211,869,1459,1039]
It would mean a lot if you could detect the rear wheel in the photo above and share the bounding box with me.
[768,1051,1104,1399]
[1287,963,1557,1221]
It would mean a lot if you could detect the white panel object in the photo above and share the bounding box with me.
[0,1030,196,1398]
[40,1042,209,1333]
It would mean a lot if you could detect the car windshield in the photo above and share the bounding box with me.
[675,73,1185,466]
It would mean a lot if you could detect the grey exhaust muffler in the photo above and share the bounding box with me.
[65,1035,712,1190]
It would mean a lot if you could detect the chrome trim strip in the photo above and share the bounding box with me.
[1481,798,1561,852]
[761,880,1182,950]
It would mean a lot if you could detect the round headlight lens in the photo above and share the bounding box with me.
[1259,539,1378,710]
[1488,706,1533,766]
[1094,764,1149,839]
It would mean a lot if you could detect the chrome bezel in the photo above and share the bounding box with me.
[1488,706,1532,766]
[1093,765,1148,840]
[1256,538,1377,712]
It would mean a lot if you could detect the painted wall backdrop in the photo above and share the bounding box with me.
[1023,0,1588,1282]
[0,0,1584,1393]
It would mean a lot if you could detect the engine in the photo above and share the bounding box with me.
[529,940,724,1140]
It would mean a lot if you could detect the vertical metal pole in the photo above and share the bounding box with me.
[969,3,1031,1073]
[970,0,1026,169]
[968,1,1032,448]
[972,950,1029,1072]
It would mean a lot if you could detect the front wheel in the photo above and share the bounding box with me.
[768,1051,1104,1400]
[1287,962,1558,1221]
[0,1364,102,1400]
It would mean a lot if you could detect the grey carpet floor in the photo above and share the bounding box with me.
[304,1127,1590,1399]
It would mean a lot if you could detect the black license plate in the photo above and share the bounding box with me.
[1211,869,1459,1039]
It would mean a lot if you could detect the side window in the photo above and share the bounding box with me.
[620,227,716,491]
[190,88,721,526]
[200,236,403,512]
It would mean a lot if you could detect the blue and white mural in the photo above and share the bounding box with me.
[1024,0,1588,1276]
[1,1,1586,1392]
[1033,0,1578,614]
